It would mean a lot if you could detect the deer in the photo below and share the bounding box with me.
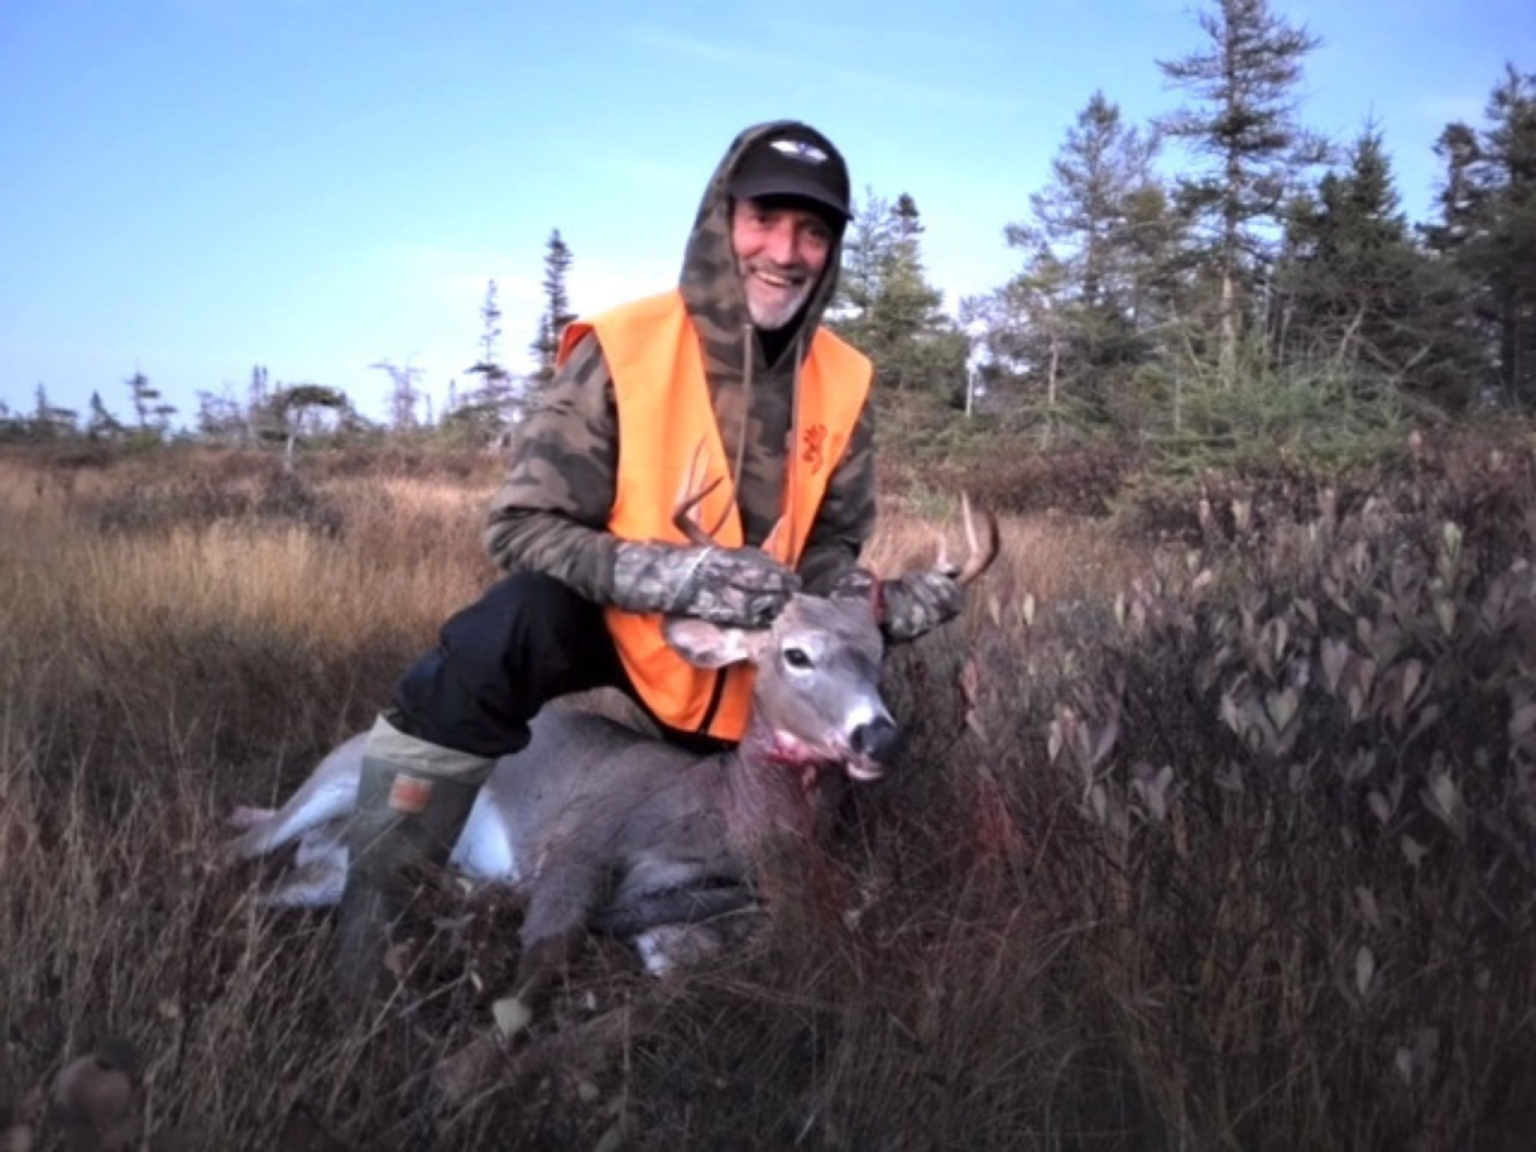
[225,494,999,1017]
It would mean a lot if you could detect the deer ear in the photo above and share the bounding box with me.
[662,617,760,668]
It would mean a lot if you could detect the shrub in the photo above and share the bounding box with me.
[1029,434,1536,1147]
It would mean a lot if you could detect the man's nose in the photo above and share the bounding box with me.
[763,221,798,264]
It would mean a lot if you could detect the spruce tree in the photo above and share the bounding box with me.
[1478,67,1536,407]
[1278,127,1480,409]
[1158,0,1327,382]
[832,191,967,407]
[457,278,519,437]
[988,91,1169,433]
[530,230,576,385]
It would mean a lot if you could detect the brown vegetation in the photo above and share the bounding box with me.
[2,435,1533,1149]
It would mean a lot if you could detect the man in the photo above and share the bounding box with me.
[335,120,969,988]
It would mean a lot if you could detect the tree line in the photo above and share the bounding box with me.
[834,0,1534,460]
[6,0,1532,462]
[1,230,577,452]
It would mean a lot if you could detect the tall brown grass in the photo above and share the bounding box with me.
[1,448,1143,1150]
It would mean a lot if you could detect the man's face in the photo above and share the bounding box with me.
[731,197,834,331]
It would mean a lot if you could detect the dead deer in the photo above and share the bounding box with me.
[225,497,999,1010]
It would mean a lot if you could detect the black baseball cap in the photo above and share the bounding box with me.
[728,129,852,221]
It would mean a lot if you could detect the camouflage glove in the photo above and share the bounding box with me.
[829,567,964,644]
[612,542,801,628]
[880,571,966,642]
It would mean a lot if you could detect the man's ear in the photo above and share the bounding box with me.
[662,617,764,669]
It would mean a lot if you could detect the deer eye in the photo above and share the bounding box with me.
[782,647,813,670]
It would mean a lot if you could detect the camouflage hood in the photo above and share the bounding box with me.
[678,120,849,391]
[484,120,874,600]
[675,121,850,546]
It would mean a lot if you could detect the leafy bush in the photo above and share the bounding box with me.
[1025,432,1536,1147]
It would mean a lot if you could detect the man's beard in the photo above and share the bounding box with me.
[739,260,816,331]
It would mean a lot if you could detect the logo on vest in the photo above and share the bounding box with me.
[802,423,828,473]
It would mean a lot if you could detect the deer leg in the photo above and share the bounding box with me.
[511,858,609,1007]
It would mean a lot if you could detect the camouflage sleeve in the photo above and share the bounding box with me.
[481,332,622,602]
[797,398,877,596]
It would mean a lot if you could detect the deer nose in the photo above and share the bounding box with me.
[852,716,901,765]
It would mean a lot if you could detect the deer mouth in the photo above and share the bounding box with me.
[843,754,886,783]
[765,730,886,782]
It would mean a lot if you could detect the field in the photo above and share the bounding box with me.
[1,438,1533,1150]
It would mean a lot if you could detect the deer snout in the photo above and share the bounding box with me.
[850,715,901,772]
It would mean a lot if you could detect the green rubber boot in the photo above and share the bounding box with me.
[333,716,491,997]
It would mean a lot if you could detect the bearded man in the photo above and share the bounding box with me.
[334,120,969,989]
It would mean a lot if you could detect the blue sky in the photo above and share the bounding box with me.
[2,0,1531,426]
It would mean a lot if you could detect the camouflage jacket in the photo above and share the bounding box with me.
[483,121,876,601]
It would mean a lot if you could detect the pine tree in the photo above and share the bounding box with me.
[1477,67,1536,407]
[985,91,1170,434]
[126,369,159,428]
[1277,127,1479,409]
[271,384,349,469]
[86,391,124,442]
[832,191,968,407]
[31,383,77,439]
[1158,0,1327,382]
[1423,66,1536,409]
[530,230,576,385]
[458,279,519,437]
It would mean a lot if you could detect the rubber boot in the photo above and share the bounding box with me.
[333,715,492,997]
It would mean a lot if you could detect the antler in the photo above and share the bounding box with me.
[670,441,789,559]
[673,475,726,546]
[935,493,1000,586]
[672,443,731,545]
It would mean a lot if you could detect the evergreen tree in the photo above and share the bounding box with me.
[270,383,350,469]
[530,230,576,385]
[1277,127,1480,409]
[457,278,519,438]
[126,369,159,428]
[1423,66,1536,409]
[832,190,968,407]
[1477,66,1536,407]
[31,383,77,439]
[984,91,1170,434]
[86,391,124,442]
[1423,123,1482,255]
[1158,0,1327,382]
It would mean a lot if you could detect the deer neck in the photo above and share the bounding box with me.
[720,720,832,846]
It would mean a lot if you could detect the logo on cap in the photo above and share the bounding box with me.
[769,138,830,165]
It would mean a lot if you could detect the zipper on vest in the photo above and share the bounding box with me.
[697,669,729,736]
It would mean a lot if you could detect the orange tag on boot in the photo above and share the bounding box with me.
[388,775,433,814]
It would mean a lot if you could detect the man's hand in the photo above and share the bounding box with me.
[878,570,965,642]
[828,566,964,643]
[612,542,801,628]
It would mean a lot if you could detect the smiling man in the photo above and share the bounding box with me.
[332,121,973,995]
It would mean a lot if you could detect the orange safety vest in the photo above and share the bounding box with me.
[557,289,872,740]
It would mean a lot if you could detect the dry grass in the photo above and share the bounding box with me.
[7,435,1529,1149]
[0,448,1142,1151]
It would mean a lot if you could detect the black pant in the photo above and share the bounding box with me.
[390,573,726,759]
